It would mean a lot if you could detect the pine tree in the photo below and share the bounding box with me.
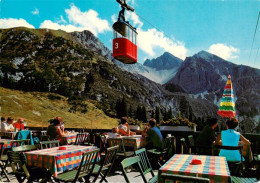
[121,96,128,117]
[136,105,142,121]
[155,106,161,124]
[151,110,155,118]
[115,99,122,118]
[163,108,167,121]
[128,105,133,118]
[168,107,173,120]
[142,106,147,122]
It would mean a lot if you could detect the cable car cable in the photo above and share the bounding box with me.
[253,46,259,67]
[248,11,260,66]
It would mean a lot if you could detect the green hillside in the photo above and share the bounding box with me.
[0,87,118,128]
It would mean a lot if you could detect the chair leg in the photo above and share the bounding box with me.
[0,163,10,182]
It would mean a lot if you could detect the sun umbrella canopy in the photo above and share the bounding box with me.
[218,75,236,117]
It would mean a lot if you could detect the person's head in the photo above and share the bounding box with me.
[53,119,61,126]
[17,118,24,123]
[112,127,118,133]
[208,118,218,129]
[226,118,239,129]
[55,117,63,123]
[7,117,14,124]
[1,117,6,122]
[121,117,128,125]
[148,118,156,128]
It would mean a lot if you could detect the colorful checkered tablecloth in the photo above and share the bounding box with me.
[60,133,78,145]
[25,145,99,177]
[108,136,146,150]
[159,154,230,183]
[0,139,13,149]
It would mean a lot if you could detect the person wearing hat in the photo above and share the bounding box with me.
[13,118,25,130]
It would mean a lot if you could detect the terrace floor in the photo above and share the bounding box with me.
[2,166,158,182]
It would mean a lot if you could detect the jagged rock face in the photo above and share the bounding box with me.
[70,30,113,60]
[115,52,182,84]
[143,52,182,70]
[166,50,260,130]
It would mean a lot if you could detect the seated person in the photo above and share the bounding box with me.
[195,118,218,155]
[142,118,163,150]
[0,117,6,131]
[118,117,136,136]
[215,118,250,162]
[47,118,64,140]
[13,118,25,130]
[1,117,14,132]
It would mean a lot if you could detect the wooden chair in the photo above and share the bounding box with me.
[180,138,190,154]
[12,145,38,152]
[55,148,100,182]
[187,135,213,155]
[213,145,244,176]
[74,132,90,145]
[8,150,51,182]
[0,142,10,182]
[92,145,119,182]
[121,156,146,183]
[135,148,157,183]
[39,140,60,149]
[160,173,210,183]
[147,136,173,166]
[231,176,258,183]
[108,138,134,157]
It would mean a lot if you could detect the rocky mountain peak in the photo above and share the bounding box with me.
[143,52,182,70]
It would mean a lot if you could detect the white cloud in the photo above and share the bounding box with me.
[208,43,239,60]
[125,12,187,60]
[40,4,111,36]
[31,8,39,15]
[0,18,35,29]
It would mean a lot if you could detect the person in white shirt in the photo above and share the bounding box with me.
[0,117,6,131]
[1,117,14,132]
[118,117,136,136]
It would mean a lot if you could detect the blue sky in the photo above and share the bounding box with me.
[0,0,259,69]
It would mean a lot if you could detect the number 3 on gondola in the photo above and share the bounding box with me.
[112,0,138,64]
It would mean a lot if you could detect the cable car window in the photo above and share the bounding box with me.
[129,27,132,42]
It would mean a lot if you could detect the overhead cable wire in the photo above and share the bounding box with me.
[248,11,260,65]
[133,11,174,41]
[253,46,259,67]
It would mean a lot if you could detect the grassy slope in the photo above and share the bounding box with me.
[0,87,118,129]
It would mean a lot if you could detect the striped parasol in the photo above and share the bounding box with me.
[218,75,236,117]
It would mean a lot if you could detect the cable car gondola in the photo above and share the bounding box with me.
[113,0,137,64]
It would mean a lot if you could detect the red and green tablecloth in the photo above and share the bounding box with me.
[108,136,146,150]
[25,145,99,177]
[159,154,230,183]
[0,139,13,149]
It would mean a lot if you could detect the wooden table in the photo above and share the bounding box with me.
[108,135,146,150]
[0,139,13,149]
[24,145,99,177]
[60,133,78,145]
[0,132,16,139]
[158,154,231,183]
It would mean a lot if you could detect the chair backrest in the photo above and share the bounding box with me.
[8,151,31,181]
[134,148,155,178]
[74,133,89,145]
[74,148,100,182]
[101,145,119,169]
[160,173,210,183]
[180,138,189,154]
[108,138,126,156]
[213,145,243,162]
[121,156,146,183]
[12,145,38,152]
[188,135,195,146]
[0,142,5,159]
[11,139,31,147]
[40,140,60,149]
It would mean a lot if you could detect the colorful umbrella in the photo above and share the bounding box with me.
[218,75,236,117]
